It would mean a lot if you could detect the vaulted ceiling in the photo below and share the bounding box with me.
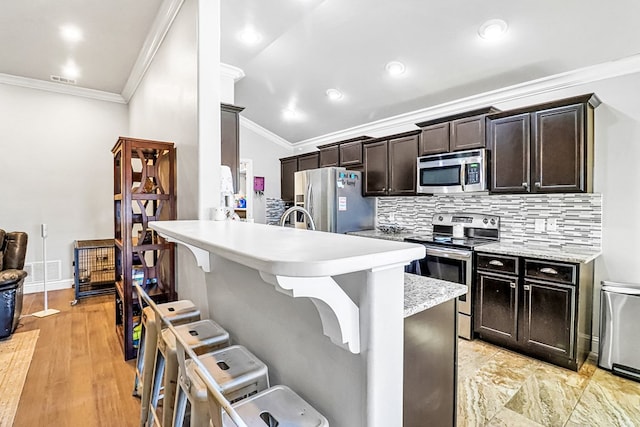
[2,0,640,144]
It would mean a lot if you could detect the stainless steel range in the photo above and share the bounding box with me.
[405,213,500,339]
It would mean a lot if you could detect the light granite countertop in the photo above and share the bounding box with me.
[404,273,467,318]
[477,242,601,264]
[347,229,418,242]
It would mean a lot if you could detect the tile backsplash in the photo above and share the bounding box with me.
[266,198,287,225]
[377,194,602,249]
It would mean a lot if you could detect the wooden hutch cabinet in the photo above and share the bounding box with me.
[112,137,177,360]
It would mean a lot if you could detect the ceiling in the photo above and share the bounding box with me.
[2,1,640,144]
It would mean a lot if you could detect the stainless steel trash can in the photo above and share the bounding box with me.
[599,280,640,382]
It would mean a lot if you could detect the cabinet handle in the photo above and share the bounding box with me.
[534,182,541,188]
[381,187,386,192]
[510,282,516,288]
[524,285,530,291]
[540,267,558,275]
[489,260,504,267]
[522,182,528,189]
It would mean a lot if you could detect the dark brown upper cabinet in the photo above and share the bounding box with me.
[488,94,600,194]
[319,144,339,167]
[221,103,245,191]
[280,156,298,202]
[339,140,364,166]
[419,122,449,155]
[363,131,419,196]
[297,152,319,171]
[318,136,370,168]
[417,107,496,156]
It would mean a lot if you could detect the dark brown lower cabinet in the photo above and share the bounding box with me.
[522,279,575,359]
[404,298,457,427]
[475,273,518,346]
[474,253,592,371]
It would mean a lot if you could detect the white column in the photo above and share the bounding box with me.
[197,0,221,219]
[362,265,405,426]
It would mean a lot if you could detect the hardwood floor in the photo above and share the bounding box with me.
[13,288,140,427]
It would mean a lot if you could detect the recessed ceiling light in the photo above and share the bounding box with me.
[238,28,262,45]
[62,61,80,79]
[326,88,343,101]
[478,19,508,40]
[385,61,406,76]
[283,108,299,120]
[60,25,83,43]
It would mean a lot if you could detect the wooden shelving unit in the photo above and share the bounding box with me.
[112,137,177,360]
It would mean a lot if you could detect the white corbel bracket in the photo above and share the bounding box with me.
[259,272,361,354]
[156,233,211,273]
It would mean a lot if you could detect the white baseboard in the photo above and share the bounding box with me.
[24,279,73,294]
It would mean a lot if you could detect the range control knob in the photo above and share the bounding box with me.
[490,218,496,225]
[483,218,489,224]
[438,216,444,221]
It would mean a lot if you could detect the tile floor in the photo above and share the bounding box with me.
[457,339,640,427]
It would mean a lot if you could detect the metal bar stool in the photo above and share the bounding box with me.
[134,301,201,426]
[173,344,269,427]
[147,319,230,427]
[211,384,328,427]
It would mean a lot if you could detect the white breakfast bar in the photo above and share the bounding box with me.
[149,220,426,426]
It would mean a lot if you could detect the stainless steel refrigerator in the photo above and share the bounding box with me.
[293,167,375,233]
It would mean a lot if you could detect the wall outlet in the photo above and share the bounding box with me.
[534,218,546,233]
[547,218,558,232]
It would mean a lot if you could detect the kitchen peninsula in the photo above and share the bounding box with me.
[149,219,428,426]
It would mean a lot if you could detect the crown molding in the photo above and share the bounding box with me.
[220,63,245,82]
[0,73,126,103]
[121,0,185,102]
[293,54,640,148]
[239,116,293,150]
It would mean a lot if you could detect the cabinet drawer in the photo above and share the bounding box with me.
[476,253,518,275]
[524,259,576,284]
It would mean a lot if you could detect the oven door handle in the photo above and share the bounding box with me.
[424,246,472,261]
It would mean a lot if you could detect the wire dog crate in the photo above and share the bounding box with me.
[72,239,116,305]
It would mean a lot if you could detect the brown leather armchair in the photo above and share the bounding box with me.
[0,230,28,338]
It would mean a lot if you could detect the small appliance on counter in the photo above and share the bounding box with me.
[405,212,500,339]
[293,167,375,233]
[416,148,488,194]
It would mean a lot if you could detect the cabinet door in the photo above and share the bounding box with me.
[339,141,363,166]
[450,115,485,151]
[532,104,585,192]
[319,146,339,167]
[363,141,389,196]
[280,157,298,202]
[522,280,575,358]
[419,123,449,155]
[221,106,241,190]
[488,113,531,193]
[388,135,419,195]
[475,273,518,345]
[298,153,319,171]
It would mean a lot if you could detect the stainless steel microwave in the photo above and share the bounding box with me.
[416,148,488,194]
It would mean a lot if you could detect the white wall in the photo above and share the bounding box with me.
[239,122,293,223]
[0,83,128,291]
[127,0,209,311]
